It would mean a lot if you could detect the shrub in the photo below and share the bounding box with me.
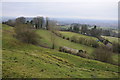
[78,37,99,48]
[14,24,40,45]
[78,37,84,44]
[66,37,70,40]
[112,42,120,53]
[63,36,65,39]
[93,46,113,63]
[71,36,79,43]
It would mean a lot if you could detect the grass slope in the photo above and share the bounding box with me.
[36,30,95,54]
[58,31,119,64]
[59,31,97,40]
[2,24,119,78]
[102,36,119,43]
[59,31,103,45]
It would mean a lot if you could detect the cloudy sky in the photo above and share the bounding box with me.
[2,0,119,20]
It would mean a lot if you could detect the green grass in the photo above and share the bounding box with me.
[36,29,95,54]
[58,26,70,29]
[2,24,119,78]
[59,31,97,40]
[59,31,103,47]
[102,36,119,43]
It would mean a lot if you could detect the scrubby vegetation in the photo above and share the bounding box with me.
[14,24,40,45]
[93,46,113,64]
[2,24,119,78]
[112,42,120,53]
[70,35,99,48]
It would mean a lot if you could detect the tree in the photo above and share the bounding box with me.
[5,19,15,27]
[102,30,110,36]
[112,42,120,53]
[93,46,113,63]
[81,25,88,34]
[73,26,79,33]
[71,23,80,33]
[39,17,44,28]
[26,21,30,24]
[30,20,33,24]
[14,24,40,45]
[15,17,26,24]
[48,20,57,49]
[90,25,101,37]
[69,26,73,31]
[33,17,39,29]
[33,16,44,29]
[46,17,49,30]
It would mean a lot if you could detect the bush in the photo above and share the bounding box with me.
[112,42,120,53]
[66,37,70,40]
[78,37,99,48]
[93,46,113,63]
[14,24,40,45]
[71,36,79,43]
[63,36,65,39]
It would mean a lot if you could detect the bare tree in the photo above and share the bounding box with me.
[46,17,49,30]
[48,20,58,49]
[14,24,40,45]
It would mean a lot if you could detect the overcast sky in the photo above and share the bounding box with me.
[2,0,119,20]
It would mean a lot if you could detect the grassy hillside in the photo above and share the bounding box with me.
[2,24,119,78]
[36,30,95,54]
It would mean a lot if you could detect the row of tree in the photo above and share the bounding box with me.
[69,24,101,37]
[2,16,56,30]
[68,23,119,38]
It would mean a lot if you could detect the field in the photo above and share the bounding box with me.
[59,31,97,40]
[58,30,119,64]
[102,36,119,43]
[36,29,95,54]
[2,24,119,78]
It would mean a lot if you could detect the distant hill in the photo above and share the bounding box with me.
[53,18,118,29]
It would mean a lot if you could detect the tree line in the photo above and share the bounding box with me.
[2,16,53,30]
[65,23,120,38]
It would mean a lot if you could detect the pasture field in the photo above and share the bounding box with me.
[36,29,95,54]
[2,24,119,78]
[102,36,119,43]
[59,31,97,40]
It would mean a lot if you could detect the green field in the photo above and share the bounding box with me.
[36,29,95,54]
[102,36,119,43]
[59,31,97,40]
[59,31,103,45]
[2,24,119,78]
